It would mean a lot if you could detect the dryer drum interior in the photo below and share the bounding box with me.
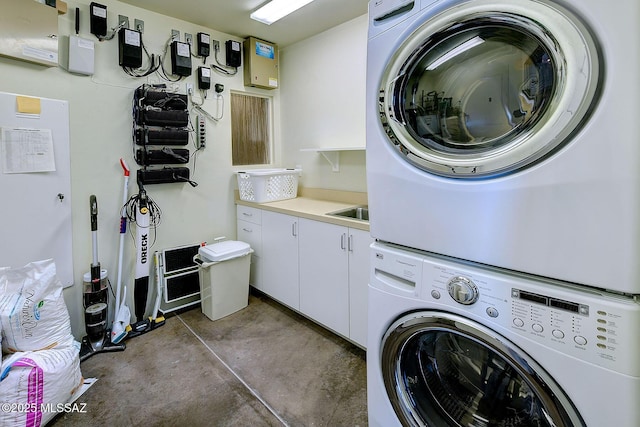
[379,0,602,178]
[380,312,585,426]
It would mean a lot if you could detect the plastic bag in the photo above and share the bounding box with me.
[0,343,83,427]
[0,260,74,354]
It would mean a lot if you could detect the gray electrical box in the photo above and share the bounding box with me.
[59,35,95,76]
[243,37,279,90]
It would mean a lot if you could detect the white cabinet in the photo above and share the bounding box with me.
[298,219,372,347]
[236,205,263,289]
[261,210,299,310]
[236,205,372,348]
[298,219,350,338]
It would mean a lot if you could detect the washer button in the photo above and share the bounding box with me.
[532,323,544,333]
[431,290,441,299]
[486,307,499,318]
[552,329,565,339]
[574,336,588,346]
[513,318,524,327]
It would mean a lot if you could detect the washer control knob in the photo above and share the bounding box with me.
[447,276,479,305]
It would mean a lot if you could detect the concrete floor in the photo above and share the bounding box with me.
[50,291,368,426]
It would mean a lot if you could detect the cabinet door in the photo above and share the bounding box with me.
[237,205,262,225]
[237,219,262,288]
[299,218,349,337]
[348,228,373,348]
[261,211,299,310]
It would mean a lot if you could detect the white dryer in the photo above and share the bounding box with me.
[368,242,640,427]
[366,0,640,293]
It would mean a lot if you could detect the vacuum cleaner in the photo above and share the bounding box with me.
[124,177,165,339]
[80,195,126,362]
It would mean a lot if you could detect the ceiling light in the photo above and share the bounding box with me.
[250,0,315,25]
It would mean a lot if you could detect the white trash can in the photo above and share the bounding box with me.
[194,240,253,321]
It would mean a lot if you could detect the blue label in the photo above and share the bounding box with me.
[256,42,275,59]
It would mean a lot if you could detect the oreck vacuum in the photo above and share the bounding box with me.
[80,195,126,362]
[123,177,165,339]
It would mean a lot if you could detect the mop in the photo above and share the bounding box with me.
[111,159,132,344]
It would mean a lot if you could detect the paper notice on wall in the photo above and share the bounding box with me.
[1,127,56,173]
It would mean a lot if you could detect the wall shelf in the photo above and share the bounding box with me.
[300,147,365,172]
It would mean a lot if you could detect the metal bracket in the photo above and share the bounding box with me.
[118,15,129,29]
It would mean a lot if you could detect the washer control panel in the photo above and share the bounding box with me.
[510,288,591,349]
[421,254,640,377]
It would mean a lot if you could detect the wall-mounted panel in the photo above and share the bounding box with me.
[0,0,59,67]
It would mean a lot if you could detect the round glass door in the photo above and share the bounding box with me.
[379,0,601,178]
[381,312,585,426]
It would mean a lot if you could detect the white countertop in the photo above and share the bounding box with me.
[236,196,370,231]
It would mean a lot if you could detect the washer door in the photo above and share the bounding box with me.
[381,311,585,426]
[379,0,601,178]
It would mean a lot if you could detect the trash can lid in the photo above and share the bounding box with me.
[198,240,251,262]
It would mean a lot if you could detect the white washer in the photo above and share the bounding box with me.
[366,0,640,293]
[368,242,640,427]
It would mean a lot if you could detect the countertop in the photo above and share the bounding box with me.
[236,196,370,231]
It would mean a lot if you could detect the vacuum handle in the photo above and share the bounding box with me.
[90,195,98,231]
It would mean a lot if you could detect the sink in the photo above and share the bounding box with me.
[327,206,369,221]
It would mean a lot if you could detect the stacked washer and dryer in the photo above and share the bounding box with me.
[365,0,640,426]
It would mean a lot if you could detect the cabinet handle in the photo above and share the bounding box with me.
[292,222,297,237]
[348,234,353,252]
[341,233,346,250]
[242,212,253,217]
[242,227,252,233]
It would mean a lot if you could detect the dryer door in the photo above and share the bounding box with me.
[381,311,585,426]
[379,0,601,178]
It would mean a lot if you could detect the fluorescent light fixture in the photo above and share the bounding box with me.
[250,0,315,25]
[426,36,484,70]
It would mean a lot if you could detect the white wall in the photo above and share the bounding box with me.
[280,14,368,192]
[0,0,281,339]
[0,1,368,339]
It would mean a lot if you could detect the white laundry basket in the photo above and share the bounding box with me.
[236,168,301,203]
[194,240,253,321]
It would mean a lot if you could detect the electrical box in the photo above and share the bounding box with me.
[197,32,210,58]
[197,66,211,90]
[225,40,242,67]
[59,35,95,75]
[89,2,107,38]
[170,41,192,77]
[118,28,142,68]
[243,37,279,90]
